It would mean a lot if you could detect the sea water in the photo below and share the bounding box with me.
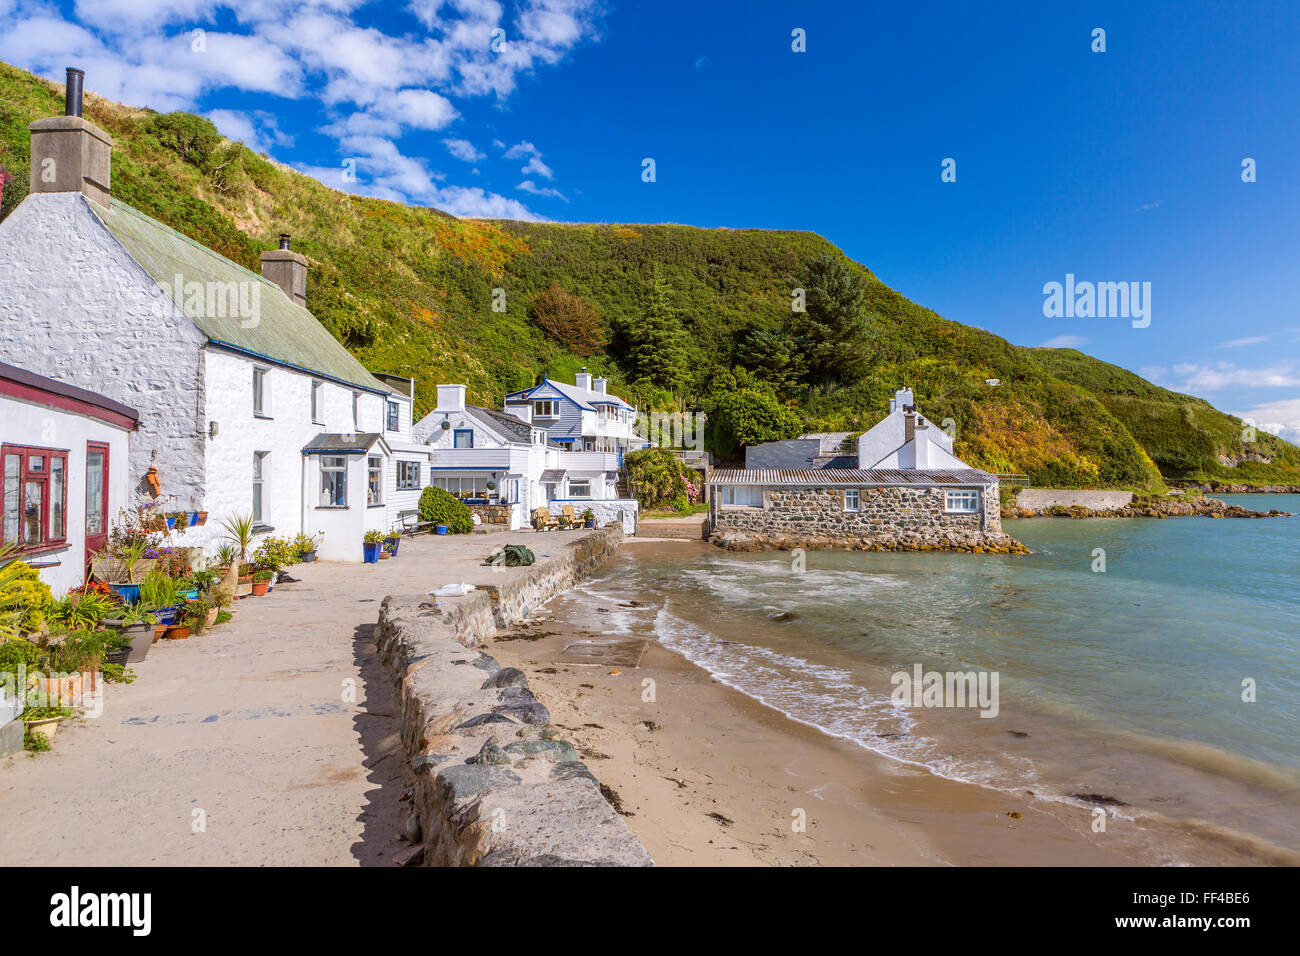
[550,495,1300,862]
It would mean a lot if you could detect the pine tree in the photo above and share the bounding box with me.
[628,270,689,390]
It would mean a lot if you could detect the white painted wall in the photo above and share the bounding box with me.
[857,407,956,469]
[0,193,208,505]
[1,393,132,595]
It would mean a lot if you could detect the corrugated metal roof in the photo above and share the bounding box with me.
[92,199,389,394]
[540,469,566,481]
[708,467,996,486]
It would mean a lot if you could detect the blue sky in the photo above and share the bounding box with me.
[2,0,1298,439]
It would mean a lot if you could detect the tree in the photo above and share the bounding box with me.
[710,378,803,454]
[627,270,690,390]
[792,254,874,386]
[529,284,606,356]
[739,324,806,395]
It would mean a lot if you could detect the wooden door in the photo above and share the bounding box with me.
[84,442,109,581]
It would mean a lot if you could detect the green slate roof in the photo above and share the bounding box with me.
[89,198,388,393]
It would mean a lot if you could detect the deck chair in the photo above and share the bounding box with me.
[531,507,560,531]
[559,505,582,529]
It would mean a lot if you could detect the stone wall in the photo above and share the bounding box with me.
[467,503,513,525]
[374,526,651,865]
[709,484,1024,552]
[1015,489,1134,512]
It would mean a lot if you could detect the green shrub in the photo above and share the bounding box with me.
[252,535,298,570]
[417,487,473,534]
[0,558,52,638]
[625,447,694,510]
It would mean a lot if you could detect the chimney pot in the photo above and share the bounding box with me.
[279,233,291,250]
[65,68,84,117]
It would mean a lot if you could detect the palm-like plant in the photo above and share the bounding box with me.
[220,512,258,564]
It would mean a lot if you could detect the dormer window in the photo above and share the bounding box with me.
[453,429,474,449]
[534,400,558,418]
[386,401,399,432]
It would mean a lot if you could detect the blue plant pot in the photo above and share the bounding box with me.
[363,542,381,563]
[384,537,400,555]
[188,512,200,527]
[153,605,179,626]
[177,589,198,601]
[165,516,176,529]
[110,583,140,604]
[435,525,448,535]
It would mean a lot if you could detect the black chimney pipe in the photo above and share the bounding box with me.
[65,67,84,118]
[279,233,291,250]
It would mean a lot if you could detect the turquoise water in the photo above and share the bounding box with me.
[557,494,1300,861]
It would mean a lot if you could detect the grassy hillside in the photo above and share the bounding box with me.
[3,60,1297,489]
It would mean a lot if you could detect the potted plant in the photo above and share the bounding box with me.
[382,530,401,556]
[220,512,259,567]
[22,702,73,744]
[103,630,133,666]
[106,540,147,603]
[115,606,157,662]
[362,530,385,563]
[235,563,254,598]
[138,571,178,625]
[292,532,321,563]
[194,510,209,526]
[583,507,596,529]
[212,543,237,575]
[251,569,274,596]
[178,598,212,636]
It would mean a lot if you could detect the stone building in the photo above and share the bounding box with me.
[707,388,1025,552]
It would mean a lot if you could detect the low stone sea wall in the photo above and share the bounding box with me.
[1015,489,1134,512]
[374,526,651,866]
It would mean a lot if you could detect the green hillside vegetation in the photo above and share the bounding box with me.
[3,60,1297,489]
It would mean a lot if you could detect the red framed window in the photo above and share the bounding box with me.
[1,444,70,553]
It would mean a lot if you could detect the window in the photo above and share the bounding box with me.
[431,475,491,497]
[367,456,383,506]
[252,451,269,522]
[352,392,360,429]
[533,399,558,418]
[311,380,323,424]
[453,429,474,449]
[252,367,269,417]
[568,479,591,498]
[844,489,861,512]
[718,485,763,508]
[396,461,420,490]
[387,401,400,432]
[945,490,980,513]
[320,456,347,507]
[1,445,69,551]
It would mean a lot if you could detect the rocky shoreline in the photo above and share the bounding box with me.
[1182,482,1300,495]
[710,529,1029,554]
[1004,494,1293,520]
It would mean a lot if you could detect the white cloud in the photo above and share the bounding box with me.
[443,137,485,162]
[1217,336,1268,349]
[1166,361,1300,391]
[504,139,555,179]
[1039,335,1087,348]
[1231,397,1300,444]
[206,108,295,155]
[1137,200,1162,212]
[516,179,566,201]
[1,0,602,215]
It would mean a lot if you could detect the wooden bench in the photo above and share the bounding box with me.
[398,510,435,537]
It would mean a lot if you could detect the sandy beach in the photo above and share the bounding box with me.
[489,536,1300,867]
[488,540,1146,866]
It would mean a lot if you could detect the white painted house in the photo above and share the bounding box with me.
[0,73,421,563]
[0,361,138,594]
[856,388,968,471]
[413,383,639,532]
[503,370,644,456]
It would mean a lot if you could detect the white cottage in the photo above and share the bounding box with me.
[0,361,138,594]
[413,383,639,532]
[0,71,420,562]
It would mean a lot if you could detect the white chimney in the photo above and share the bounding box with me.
[890,388,915,414]
[914,418,930,468]
[575,368,592,391]
[592,376,607,395]
[28,68,113,206]
[436,384,466,413]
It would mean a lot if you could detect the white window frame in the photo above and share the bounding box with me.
[945,490,980,513]
[844,488,861,512]
[252,451,268,522]
[386,401,400,432]
[567,479,591,498]
[534,399,558,418]
[396,460,420,491]
[320,456,347,508]
[719,486,763,508]
[311,380,324,424]
[352,392,360,430]
[367,455,383,506]
[253,366,270,418]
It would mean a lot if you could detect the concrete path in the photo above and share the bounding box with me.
[0,528,591,866]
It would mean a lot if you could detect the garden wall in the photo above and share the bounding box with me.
[373,525,651,865]
[1015,489,1135,512]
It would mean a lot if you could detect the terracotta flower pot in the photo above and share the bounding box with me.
[165,624,190,640]
[251,581,270,596]
[153,624,167,642]
[195,511,209,526]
